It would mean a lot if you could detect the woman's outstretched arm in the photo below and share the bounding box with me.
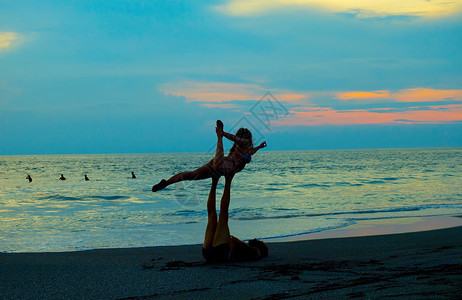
[222,131,250,148]
[249,141,267,155]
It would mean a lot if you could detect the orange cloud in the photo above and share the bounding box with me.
[337,90,390,100]
[161,81,462,126]
[278,93,309,102]
[275,104,462,126]
[335,88,462,103]
[394,88,462,102]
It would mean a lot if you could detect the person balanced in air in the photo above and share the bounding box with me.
[152,120,267,192]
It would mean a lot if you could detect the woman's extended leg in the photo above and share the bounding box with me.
[203,176,219,249]
[212,173,234,247]
[152,120,225,192]
[152,163,213,192]
[165,164,212,185]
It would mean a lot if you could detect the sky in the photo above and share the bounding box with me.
[1,0,461,155]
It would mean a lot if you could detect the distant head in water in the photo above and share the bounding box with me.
[131,171,136,179]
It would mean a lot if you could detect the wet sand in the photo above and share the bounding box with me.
[1,218,461,299]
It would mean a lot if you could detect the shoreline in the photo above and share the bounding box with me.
[2,215,462,254]
[266,214,462,243]
[1,220,461,298]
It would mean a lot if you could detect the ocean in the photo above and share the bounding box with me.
[1,148,461,253]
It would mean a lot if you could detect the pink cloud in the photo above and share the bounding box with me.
[336,88,462,103]
[393,88,462,102]
[275,104,462,126]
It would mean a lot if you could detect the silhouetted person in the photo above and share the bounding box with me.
[152,120,266,192]
[85,174,89,181]
[131,171,136,179]
[60,174,66,180]
[26,174,32,183]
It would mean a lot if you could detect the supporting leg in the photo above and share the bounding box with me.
[203,176,219,249]
[212,174,234,247]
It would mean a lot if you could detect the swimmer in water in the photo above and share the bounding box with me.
[26,174,32,183]
[85,174,89,181]
[152,120,267,192]
[132,171,136,179]
[59,174,66,180]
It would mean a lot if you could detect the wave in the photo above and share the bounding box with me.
[231,203,462,221]
[162,203,462,222]
[38,194,131,201]
[296,183,330,188]
[293,178,404,189]
[264,220,358,241]
[164,209,207,218]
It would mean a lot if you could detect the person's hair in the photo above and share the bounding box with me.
[248,238,268,258]
[229,128,253,153]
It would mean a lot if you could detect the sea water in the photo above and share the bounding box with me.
[1,148,461,252]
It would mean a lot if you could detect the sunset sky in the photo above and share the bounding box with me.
[1,0,461,155]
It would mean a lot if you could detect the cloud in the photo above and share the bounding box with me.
[160,81,462,126]
[277,88,462,126]
[393,88,462,103]
[0,32,20,50]
[160,81,308,106]
[215,0,462,18]
[337,90,390,100]
[201,103,239,109]
[336,88,462,103]
[276,104,462,126]
[161,81,264,103]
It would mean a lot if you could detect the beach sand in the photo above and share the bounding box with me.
[1,217,461,299]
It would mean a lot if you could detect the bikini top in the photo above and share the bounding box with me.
[238,151,252,163]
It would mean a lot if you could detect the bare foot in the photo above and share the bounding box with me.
[216,120,224,137]
[152,179,168,192]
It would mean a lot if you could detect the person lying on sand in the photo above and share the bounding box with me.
[152,120,267,192]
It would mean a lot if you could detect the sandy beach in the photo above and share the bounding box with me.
[1,218,461,299]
